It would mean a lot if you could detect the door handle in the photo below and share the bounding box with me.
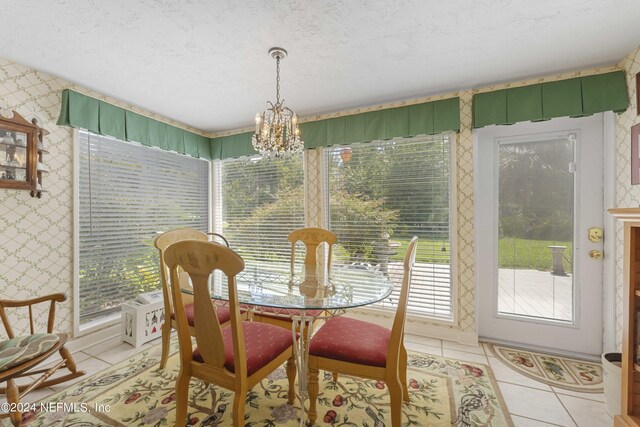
[589,250,603,260]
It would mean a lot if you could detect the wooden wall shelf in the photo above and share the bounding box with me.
[0,110,48,198]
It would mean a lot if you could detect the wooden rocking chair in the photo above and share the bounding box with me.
[0,293,85,426]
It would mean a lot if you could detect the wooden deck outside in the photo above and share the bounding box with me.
[498,268,573,321]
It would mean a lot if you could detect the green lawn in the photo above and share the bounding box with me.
[499,237,572,271]
[332,237,449,264]
[391,236,572,271]
[390,237,450,263]
[335,236,572,271]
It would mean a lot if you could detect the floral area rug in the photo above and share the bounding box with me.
[23,340,513,427]
[488,343,603,393]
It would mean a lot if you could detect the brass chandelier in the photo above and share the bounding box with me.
[252,47,303,156]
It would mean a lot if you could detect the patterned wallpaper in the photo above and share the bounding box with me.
[615,45,640,349]
[0,59,74,338]
[0,57,203,338]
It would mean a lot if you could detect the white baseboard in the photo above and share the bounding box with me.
[345,308,479,345]
[66,323,121,353]
[404,322,478,345]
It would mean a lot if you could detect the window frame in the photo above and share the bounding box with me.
[321,134,458,326]
[73,128,458,334]
[211,152,306,276]
[73,129,211,336]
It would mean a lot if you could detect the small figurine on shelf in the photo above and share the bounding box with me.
[2,132,14,144]
[5,145,21,168]
[4,145,18,181]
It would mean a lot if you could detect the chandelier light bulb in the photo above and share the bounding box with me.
[255,113,261,133]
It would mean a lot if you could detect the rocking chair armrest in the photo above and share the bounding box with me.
[0,293,66,308]
[0,293,67,338]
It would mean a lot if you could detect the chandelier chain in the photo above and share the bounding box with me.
[275,56,281,104]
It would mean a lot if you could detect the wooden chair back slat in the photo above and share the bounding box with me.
[164,240,245,374]
[154,228,208,312]
[154,228,235,370]
[287,227,338,278]
[47,301,55,334]
[0,304,14,339]
[387,236,418,367]
[28,306,34,335]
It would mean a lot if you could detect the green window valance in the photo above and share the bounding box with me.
[211,97,460,160]
[57,89,212,159]
[472,70,628,128]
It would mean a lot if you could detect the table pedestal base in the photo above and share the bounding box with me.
[289,308,345,426]
[291,313,315,426]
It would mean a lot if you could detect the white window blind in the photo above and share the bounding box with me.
[324,135,453,320]
[78,130,209,326]
[215,154,304,274]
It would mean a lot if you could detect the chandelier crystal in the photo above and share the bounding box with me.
[252,48,303,157]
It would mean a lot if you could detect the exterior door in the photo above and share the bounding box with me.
[476,115,604,356]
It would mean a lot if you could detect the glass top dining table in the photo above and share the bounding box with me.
[183,263,395,314]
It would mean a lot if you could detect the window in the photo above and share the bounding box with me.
[324,134,454,321]
[77,130,209,328]
[214,154,304,274]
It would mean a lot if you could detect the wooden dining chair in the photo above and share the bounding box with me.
[307,236,418,427]
[164,239,297,427]
[154,228,233,369]
[287,227,338,280]
[252,227,337,328]
[0,293,85,426]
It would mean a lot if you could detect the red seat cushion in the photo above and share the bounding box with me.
[193,322,294,375]
[309,317,390,367]
[170,303,231,327]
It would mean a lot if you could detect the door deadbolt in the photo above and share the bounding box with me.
[588,227,603,243]
[589,250,603,260]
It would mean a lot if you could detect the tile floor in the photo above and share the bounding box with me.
[1,333,613,427]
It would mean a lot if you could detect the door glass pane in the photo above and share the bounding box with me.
[497,137,574,322]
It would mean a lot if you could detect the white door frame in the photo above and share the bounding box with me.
[602,112,616,353]
[473,113,615,357]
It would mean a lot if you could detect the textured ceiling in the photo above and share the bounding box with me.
[0,0,639,132]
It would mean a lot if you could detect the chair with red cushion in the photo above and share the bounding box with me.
[154,228,233,369]
[252,227,337,330]
[307,236,418,427]
[165,240,297,427]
